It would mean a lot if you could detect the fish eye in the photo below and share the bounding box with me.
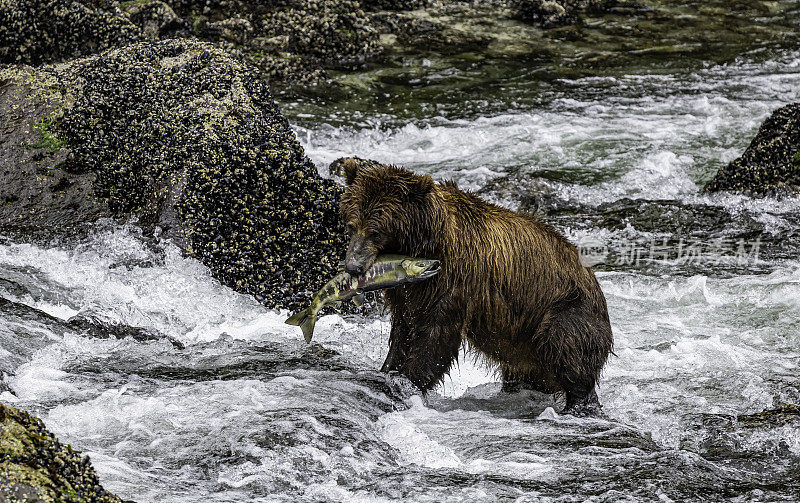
[417,261,427,268]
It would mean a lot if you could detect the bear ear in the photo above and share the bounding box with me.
[343,158,360,185]
[408,174,434,202]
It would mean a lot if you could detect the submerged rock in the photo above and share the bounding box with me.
[738,404,800,427]
[0,39,346,310]
[705,103,800,196]
[0,402,123,502]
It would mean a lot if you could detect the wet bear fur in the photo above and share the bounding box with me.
[336,158,613,416]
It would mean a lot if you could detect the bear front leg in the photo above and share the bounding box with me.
[381,316,411,373]
[563,388,603,417]
[500,366,522,393]
[554,350,605,417]
[541,297,611,418]
[400,316,462,392]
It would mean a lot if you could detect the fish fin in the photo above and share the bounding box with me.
[353,293,365,307]
[300,314,317,343]
[285,308,310,327]
[285,308,317,343]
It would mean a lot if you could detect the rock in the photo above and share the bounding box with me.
[0,39,346,310]
[0,402,123,502]
[0,0,143,65]
[738,404,800,427]
[704,103,800,196]
[512,0,620,28]
[168,0,379,84]
[0,66,110,235]
[262,0,379,64]
[123,0,187,39]
[361,0,431,11]
[0,0,379,85]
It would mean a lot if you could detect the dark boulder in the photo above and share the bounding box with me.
[167,0,380,83]
[0,402,123,502]
[704,103,800,196]
[360,0,430,11]
[0,65,110,233]
[0,0,143,65]
[122,0,188,39]
[262,0,379,64]
[512,0,620,28]
[0,39,346,310]
[0,0,379,85]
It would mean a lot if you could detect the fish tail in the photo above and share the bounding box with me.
[285,308,316,343]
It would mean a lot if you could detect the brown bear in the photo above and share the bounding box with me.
[336,158,613,416]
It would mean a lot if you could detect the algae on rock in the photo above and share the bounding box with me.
[0,402,123,503]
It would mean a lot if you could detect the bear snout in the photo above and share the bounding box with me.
[344,234,375,276]
[344,259,366,276]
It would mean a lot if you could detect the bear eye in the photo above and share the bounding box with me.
[345,224,356,235]
[368,232,384,242]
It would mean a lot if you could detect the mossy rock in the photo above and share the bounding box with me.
[0,402,123,502]
[704,103,800,196]
[0,65,108,234]
[0,39,346,310]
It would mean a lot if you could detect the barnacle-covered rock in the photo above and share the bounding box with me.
[512,0,619,27]
[360,0,431,11]
[165,0,379,84]
[0,0,143,65]
[122,0,187,39]
[0,65,109,235]
[0,402,123,502]
[262,0,379,65]
[0,39,346,310]
[704,103,800,196]
[0,0,379,85]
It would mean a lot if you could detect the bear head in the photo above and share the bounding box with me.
[338,158,435,275]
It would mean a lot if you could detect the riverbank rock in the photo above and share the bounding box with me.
[262,0,379,64]
[704,103,800,196]
[512,0,619,27]
[174,0,380,84]
[0,0,143,65]
[0,402,123,502]
[361,0,431,10]
[0,0,378,85]
[0,39,346,310]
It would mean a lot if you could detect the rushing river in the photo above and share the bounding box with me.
[2,13,800,503]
